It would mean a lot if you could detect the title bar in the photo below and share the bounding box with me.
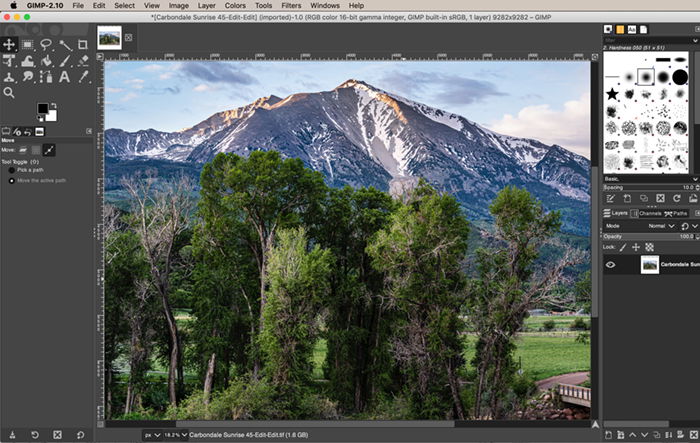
[5,11,700,22]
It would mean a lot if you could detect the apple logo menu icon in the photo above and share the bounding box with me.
[10,1,17,8]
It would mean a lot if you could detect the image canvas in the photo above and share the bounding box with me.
[103,60,592,421]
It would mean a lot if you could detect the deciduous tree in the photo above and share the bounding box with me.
[367,180,470,419]
[200,151,326,374]
[122,172,194,407]
[469,186,585,418]
[259,227,332,401]
[318,186,397,412]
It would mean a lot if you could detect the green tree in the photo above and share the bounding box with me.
[193,158,263,400]
[104,205,156,417]
[104,227,140,417]
[318,186,398,413]
[201,151,327,372]
[575,270,592,313]
[469,186,582,419]
[259,227,332,407]
[367,180,470,419]
[190,220,257,403]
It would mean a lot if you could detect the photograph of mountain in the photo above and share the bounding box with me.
[97,25,122,50]
[106,61,590,235]
[99,32,120,45]
[104,61,591,421]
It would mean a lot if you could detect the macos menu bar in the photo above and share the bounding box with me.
[3,0,700,12]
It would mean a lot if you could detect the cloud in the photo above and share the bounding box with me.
[179,62,256,85]
[159,72,175,80]
[520,93,543,100]
[106,102,129,112]
[193,83,216,92]
[299,80,321,90]
[380,71,506,105]
[145,85,181,95]
[124,78,145,89]
[193,84,225,93]
[487,93,591,158]
[105,87,124,93]
[475,68,505,79]
[141,64,165,72]
[121,92,140,102]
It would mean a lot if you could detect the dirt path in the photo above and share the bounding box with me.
[536,371,589,390]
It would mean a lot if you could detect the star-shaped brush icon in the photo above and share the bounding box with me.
[606,88,619,100]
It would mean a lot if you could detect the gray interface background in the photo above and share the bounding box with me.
[1,20,699,442]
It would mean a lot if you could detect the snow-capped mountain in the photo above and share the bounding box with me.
[105,79,590,235]
[104,95,283,161]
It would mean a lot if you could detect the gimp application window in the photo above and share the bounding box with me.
[2,1,700,442]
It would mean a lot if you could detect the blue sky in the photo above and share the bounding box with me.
[105,60,590,157]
